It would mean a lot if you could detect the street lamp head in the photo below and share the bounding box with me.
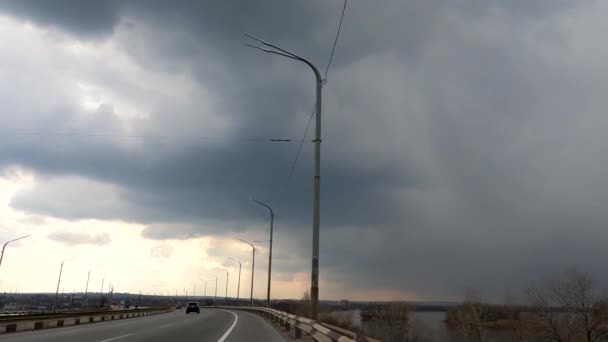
[244,33,269,46]
[244,33,304,62]
[244,43,271,53]
[237,239,256,250]
[3,234,31,246]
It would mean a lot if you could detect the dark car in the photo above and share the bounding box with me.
[175,304,182,309]
[185,302,200,314]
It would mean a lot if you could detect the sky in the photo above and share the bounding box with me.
[0,0,608,302]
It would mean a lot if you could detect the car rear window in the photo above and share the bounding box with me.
[188,302,198,306]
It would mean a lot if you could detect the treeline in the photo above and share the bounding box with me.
[447,270,608,342]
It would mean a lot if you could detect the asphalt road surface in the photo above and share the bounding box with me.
[0,309,286,342]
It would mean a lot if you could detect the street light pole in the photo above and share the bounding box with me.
[251,199,274,308]
[84,268,92,307]
[246,34,323,319]
[54,262,64,311]
[109,283,114,307]
[54,257,76,311]
[0,235,31,268]
[214,276,218,301]
[238,239,256,306]
[228,257,242,302]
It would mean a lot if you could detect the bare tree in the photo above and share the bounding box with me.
[527,282,576,342]
[367,302,411,342]
[554,271,608,342]
[503,293,530,342]
[447,289,487,342]
[295,291,311,317]
[526,270,608,342]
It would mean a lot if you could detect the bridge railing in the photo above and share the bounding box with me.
[209,306,380,342]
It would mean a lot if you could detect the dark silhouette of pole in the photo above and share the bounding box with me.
[84,268,92,307]
[246,34,323,319]
[0,235,31,268]
[54,257,76,311]
[251,199,274,307]
[238,239,256,306]
[109,284,114,307]
[99,278,105,308]
[214,276,218,300]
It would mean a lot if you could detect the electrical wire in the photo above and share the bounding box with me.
[7,132,303,143]
[278,0,349,198]
[280,105,316,197]
[324,0,348,80]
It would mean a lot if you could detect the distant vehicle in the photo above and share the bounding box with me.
[360,311,372,320]
[175,304,182,309]
[186,302,200,314]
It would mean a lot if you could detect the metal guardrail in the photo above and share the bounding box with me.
[209,306,381,342]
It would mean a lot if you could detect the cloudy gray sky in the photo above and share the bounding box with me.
[0,0,607,302]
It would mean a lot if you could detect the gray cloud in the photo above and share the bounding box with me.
[47,230,112,246]
[1,0,607,301]
[0,0,120,38]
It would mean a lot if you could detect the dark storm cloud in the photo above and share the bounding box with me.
[1,0,607,301]
[0,0,121,38]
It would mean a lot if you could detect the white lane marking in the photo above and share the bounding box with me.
[216,310,238,342]
[99,333,133,342]
[160,323,174,328]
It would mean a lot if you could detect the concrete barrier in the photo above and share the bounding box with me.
[0,308,172,334]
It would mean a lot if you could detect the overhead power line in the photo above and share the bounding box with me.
[324,0,348,80]
[8,132,304,143]
[280,106,316,197]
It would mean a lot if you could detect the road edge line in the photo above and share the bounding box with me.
[216,310,238,342]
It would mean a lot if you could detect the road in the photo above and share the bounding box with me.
[0,309,286,342]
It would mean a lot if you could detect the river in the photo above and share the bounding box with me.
[337,310,514,341]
